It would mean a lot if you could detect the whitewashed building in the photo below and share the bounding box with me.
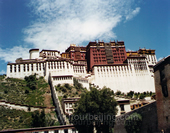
[6,41,157,93]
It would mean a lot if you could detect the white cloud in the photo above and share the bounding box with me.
[0,46,30,63]
[0,0,140,63]
[126,48,135,51]
[158,57,163,61]
[23,0,140,52]
[125,7,140,21]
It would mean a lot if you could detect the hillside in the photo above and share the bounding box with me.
[0,106,32,130]
[55,78,88,102]
[0,75,59,130]
[0,75,50,106]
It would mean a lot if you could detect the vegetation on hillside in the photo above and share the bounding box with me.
[0,106,32,130]
[55,78,87,99]
[115,90,155,100]
[0,74,49,106]
[0,106,59,131]
[0,75,5,81]
[125,112,142,133]
[0,74,60,131]
[31,110,60,128]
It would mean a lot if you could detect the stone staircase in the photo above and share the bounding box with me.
[48,73,69,125]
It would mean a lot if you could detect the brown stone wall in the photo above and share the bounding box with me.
[155,64,170,132]
[114,101,158,133]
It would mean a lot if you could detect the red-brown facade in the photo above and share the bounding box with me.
[86,41,127,71]
[61,41,128,72]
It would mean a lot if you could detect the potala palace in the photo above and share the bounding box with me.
[6,40,157,92]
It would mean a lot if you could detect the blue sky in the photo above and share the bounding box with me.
[0,0,169,74]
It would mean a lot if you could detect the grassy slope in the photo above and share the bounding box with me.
[0,75,59,130]
[55,79,88,103]
[0,106,32,130]
[0,76,48,106]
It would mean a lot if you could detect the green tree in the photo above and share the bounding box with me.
[116,90,121,95]
[125,113,142,133]
[73,78,83,90]
[71,87,118,133]
[24,74,37,90]
[31,110,46,127]
[127,91,134,98]
[149,91,152,96]
[139,93,145,99]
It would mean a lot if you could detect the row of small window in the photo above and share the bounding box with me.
[134,65,147,70]
[65,103,73,108]
[113,56,125,59]
[94,60,107,63]
[53,77,72,80]
[97,66,132,72]
[72,56,84,59]
[93,54,105,56]
[112,49,124,52]
[77,79,88,83]
[94,57,106,59]
[48,62,69,69]
[65,109,73,113]
[48,65,69,69]
[73,66,84,69]
[128,59,146,63]
[92,50,105,53]
[98,74,133,76]
[113,53,125,55]
[10,63,44,73]
[42,51,57,56]
[72,53,85,55]
[147,55,156,62]
[114,59,124,62]
[74,70,85,73]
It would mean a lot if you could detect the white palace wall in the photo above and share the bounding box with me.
[6,48,156,93]
[7,62,45,79]
[92,64,155,93]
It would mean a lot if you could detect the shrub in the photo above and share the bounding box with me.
[25,90,29,94]
[57,84,61,88]
[125,113,142,133]
[73,78,83,90]
[61,86,67,93]
[63,95,67,98]
[116,90,121,95]
[139,93,145,99]
[64,83,69,88]
[24,74,37,90]
[4,90,8,94]
[127,91,134,98]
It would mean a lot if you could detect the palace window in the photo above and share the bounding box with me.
[27,64,29,71]
[120,104,125,111]
[14,65,16,72]
[31,64,33,71]
[10,65,12,72]
[18,65,20,72]
[23,64,25,72]
[51,62,53,69]
[48,62,50,69]
[54,63,56,69]
[36,63,38,71]
[39,63,41,70]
